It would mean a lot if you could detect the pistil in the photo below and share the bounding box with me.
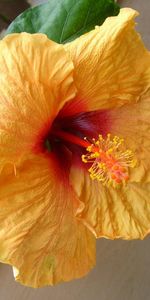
[82,134,137,187]
[52,129,90,148]
[49,130,137,187]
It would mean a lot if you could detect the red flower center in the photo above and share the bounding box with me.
[33,110,109,173]
[34,109,136,187]
[44,110,110,158]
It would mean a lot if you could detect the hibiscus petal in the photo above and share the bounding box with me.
[0,154,95,287]
[108,90,150,183]
[65,8,150,111]
[0,33,76,166]
[70,167,150,240]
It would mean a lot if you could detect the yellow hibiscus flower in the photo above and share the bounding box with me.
[0,8,150,287]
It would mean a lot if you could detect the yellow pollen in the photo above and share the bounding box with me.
[82,134,137,187]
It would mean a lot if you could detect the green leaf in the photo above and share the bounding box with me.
[7,0,120,43]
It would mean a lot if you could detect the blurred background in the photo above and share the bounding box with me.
[0,1,150,300]
[0,0,47,38]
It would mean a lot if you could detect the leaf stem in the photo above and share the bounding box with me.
[0,13,11,25]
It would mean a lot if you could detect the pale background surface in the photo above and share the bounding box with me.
[0,0,150,299]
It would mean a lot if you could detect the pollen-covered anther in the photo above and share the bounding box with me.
[82,134,137,187]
